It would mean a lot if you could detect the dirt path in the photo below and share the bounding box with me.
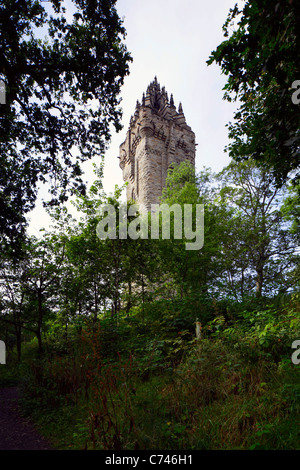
[0,387,52,450]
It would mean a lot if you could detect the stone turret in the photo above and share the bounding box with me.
[119,77,196,210]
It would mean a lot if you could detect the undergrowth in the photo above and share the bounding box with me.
[3,294,300,450]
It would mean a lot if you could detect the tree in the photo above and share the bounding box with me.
[159,162,225,301]
[218,159,298,298]
[0,252,30,361]
[66,216,113,322]
[0,230,66,358]
[0,0,131,250]
[23,233,67,352]
[208,0,300,188]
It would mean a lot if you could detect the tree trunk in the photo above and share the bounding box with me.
[256,266,264,297]
[141,272,145,321]
[126,280,132,316]
[37,288,43,352]
[15,324,22,362]
[241,268,245,298]
[13,307,22,362]
[94,283,98,324]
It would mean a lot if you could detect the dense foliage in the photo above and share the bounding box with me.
[0,0,131,250]
[207,0,300,188]
[0,0,299,452]
[0,162,299,450]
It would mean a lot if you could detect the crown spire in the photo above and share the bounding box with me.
[138,78,189,125]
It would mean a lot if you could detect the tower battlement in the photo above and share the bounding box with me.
[119,77,196,210]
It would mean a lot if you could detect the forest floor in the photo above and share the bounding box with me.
[0,387,52,450]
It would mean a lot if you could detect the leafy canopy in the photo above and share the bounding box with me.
[207,0,300,188]
[0,0,132,249]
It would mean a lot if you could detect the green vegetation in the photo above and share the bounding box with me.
[0,0,299,451]
[207,0,300,188]
[0,0,131,252]
[2,293,300,450]
[1,160,299,450]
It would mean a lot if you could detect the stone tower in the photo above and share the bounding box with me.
[119,77,195,210]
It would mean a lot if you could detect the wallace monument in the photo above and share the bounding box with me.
[119,77,196,211]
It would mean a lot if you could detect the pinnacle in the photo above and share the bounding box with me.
[138,78,188,123]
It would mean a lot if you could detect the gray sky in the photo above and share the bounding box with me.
[28,0,240,235]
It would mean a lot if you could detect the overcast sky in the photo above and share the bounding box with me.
[28,0,240,235]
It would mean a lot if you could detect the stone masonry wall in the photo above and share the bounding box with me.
[119,78,196,211]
